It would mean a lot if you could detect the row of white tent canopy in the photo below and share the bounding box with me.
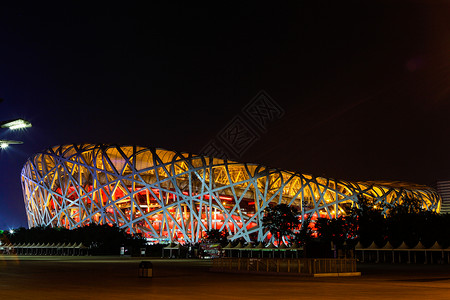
[354,241,450,264]
[164,240,450,251]
[0,242,88,255]
[162,242,304,251]
[162,241,305,258]
[355,240,450,251]
[222,242,305,258]
[222,242,304,251]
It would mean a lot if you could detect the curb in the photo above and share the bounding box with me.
[314,272,361,277]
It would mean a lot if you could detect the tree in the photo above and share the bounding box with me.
[262,203,299,246]
[204,229,228,246]
[292,213,314,246]
[387,195,424,217]
[350,194,442,248]
[351,195,387,247]
[2,224,146,255]
[315,216,356,246]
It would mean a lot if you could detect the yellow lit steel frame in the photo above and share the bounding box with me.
[21,144,441,243]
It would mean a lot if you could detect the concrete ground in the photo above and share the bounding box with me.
[1,256,450,299]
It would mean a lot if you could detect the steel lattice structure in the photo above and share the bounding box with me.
[21,144,441,243]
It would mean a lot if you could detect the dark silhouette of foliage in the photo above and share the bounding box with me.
[315,216,356,246]
[385,210,440,248]
[204,229,228,246]
[293,214,314,246]
[262,203,299,245]
[350,194,450,248]
[383,196,434,247]
[436,213,450,248]
[351,195,387,247]
[1,223,145,255]
[387,195,424,217]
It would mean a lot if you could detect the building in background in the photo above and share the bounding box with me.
[21,144,441,243]
[436,180,450,214]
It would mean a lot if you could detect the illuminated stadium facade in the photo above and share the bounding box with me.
[21,144,441,243]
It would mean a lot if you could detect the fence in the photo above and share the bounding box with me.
[211,258,357,275]
[0,243,88,256]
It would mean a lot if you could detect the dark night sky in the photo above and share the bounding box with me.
[1,1,449,229]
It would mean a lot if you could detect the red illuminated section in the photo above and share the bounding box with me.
[51,184,337,243]
[52,184,259,242]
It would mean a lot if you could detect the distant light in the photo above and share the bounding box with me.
[9,229,14,234]
[1,118,32,130]
[0,140,23,149]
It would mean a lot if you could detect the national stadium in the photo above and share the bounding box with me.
[21,144,441,243]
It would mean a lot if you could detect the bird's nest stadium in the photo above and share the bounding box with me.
[21,144,441,243]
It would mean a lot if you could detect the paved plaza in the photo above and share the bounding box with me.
[1,256,450,299]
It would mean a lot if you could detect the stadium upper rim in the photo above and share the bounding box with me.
[27,143,436,191]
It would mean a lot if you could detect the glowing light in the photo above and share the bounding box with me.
[0,140,23,148]
[9,229,15,234]
[1,118,32,130]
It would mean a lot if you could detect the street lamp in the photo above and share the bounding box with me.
[0,99,32,149]
[0,140,24,149]
[0,118,32,130]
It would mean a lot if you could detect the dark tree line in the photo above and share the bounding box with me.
[352,195,450,248]
[0,223,146,255]
[261,197,450,250]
